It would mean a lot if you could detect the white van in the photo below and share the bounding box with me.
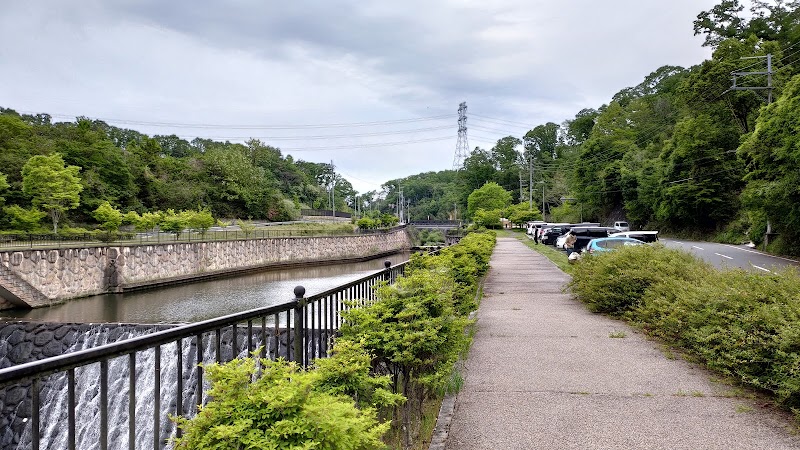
[613,221,630,232]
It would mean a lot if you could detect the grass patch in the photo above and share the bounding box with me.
[735,404,754,413]
[609,331,627,338]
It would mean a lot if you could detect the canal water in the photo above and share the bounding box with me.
[0,253,409,324]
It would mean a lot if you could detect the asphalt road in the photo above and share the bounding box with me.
[661,239,800,273]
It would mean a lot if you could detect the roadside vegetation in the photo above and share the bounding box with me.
[569,244,800,413]
[172,231,496,449]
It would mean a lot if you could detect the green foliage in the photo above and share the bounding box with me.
[92,201,123,232]
[0,172,8,205]
[173,357,390,450]
[739,73,800,254]
[634,268,800,409]
[472,209,502,229]
[238,219,256,236]
[505,202,542,226]
[417,229,445,246]
[569,244,712,315]
[467,182,512,218]
[312,339,405,411]
[3,205,46,232]
[184,208,215,235]
[159,209,186,236]
[21,153,83,233]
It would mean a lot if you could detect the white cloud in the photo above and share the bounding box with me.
[0,0,718,193]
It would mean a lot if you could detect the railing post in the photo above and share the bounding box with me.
[293,285,306,366]
[383,260,392,282]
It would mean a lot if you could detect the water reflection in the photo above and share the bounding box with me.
[1,253,408,324]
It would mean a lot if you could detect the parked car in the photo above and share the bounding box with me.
[541,227,565,245]
[556,234,569,249]
[566,226,618,252]
[609,231,659,243]
[585,237,644,254]
[613,221,630,232]
[526,221,544,235]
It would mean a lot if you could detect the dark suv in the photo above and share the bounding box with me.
[541,227,564,245]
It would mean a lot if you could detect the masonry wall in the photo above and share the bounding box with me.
[0,229,411,309]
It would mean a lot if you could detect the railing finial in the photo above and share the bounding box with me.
[384,260,391,269]
[294,285,306,298]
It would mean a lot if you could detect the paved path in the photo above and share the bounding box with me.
[442,237,800,449]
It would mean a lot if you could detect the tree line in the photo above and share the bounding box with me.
[0,111,363,233]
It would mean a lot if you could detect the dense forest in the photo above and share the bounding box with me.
[2,1,800,254]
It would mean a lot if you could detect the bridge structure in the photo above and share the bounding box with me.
[408,221,465,246]
[408,220,463,231]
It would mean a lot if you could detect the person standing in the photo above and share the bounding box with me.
[564,232,577,256]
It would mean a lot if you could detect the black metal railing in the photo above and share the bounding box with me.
[0,226,404,250]
[0,260,406,450]
[300,209,352,219]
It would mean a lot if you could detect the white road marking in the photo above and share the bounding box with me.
[714,253,733,260]
[719,243,800,264]
[691,245,704,250]
[752,265,771,273]
[674,241,684,245]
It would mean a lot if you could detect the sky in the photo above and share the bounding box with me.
[0,0,719,194]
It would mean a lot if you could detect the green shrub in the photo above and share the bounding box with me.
[173,343,398,450]
[569,244,712,315]
[635,268,800,409]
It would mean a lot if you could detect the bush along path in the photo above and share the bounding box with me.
[570,243,800,414]
[172,231,496,450]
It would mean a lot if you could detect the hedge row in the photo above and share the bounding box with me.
[569,244,800,411]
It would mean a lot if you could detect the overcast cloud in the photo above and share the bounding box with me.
[0,1,717,193]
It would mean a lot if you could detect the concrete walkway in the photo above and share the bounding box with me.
[441,237,800,449]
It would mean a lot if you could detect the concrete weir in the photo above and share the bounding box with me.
[0,229,411,309]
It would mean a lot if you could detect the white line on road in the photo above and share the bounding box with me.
[720,243,800,264]
[691,245,705,250]
[714,253,733,260]
[752,265,772,273]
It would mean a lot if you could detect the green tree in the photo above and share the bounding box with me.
[739,73,800,253]
[466,182,512,218]
[159,209,186,237]
[505,202,542,227]
[3,205,46,232]
[473,208,502,229]
[184,208,215,235]
[22,153,83,233]
[93,201,124,232]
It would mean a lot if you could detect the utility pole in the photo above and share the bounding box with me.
[730,54,773,248]
[452,102,469,170]
[528,152,533,210]
[330,160,336,220]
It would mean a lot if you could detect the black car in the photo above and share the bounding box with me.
[541,227,564,245]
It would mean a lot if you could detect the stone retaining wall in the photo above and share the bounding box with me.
[0,229,411,309]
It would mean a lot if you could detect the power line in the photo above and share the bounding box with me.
[276,135,453,151]
[165,125,453,141]
[18,111,454,130]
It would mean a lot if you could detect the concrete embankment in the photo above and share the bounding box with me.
[0,229,411,309]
